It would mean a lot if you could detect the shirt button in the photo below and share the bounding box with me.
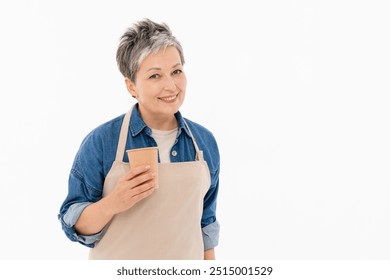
[171,150,177,157]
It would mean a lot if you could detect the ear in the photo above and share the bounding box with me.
[125,78,137,98]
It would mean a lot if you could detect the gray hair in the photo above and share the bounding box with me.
[116,18,185,82]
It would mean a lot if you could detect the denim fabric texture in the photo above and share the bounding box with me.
[58,104,220,250]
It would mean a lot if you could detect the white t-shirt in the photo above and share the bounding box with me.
[151,128,178,163]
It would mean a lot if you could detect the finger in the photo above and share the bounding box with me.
[121,164,150,181]
[131,185,156,204]
[129,172,156,189]
[131,179,157,194]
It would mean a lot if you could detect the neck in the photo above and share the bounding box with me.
[139,108,178,131]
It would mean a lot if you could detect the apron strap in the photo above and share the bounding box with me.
[182,118,204,161]
[115,107,132,162]
[115,105,204,162]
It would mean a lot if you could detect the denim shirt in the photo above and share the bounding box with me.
[58,104,220,250]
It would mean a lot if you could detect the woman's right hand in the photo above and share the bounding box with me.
[104,165,157,215]
[75,165,157,236]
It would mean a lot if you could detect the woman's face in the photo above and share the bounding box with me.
[126,46,186,122]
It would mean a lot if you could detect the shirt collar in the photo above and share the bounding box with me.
[129,103,191,137]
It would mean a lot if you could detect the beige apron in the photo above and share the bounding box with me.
[89,107,211,260]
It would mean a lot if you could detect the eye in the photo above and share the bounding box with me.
[172,69,183,75]
[149,74,160,79]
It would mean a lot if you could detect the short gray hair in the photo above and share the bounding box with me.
[116,18,185,82]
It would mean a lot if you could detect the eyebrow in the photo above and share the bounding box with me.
[145,63,182,73]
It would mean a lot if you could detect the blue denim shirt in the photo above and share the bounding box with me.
[58,104,220,250]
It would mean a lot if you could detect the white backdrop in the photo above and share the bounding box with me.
[0,0,389,260]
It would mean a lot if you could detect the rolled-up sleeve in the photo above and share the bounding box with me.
[202,220,220,250]
[60,202,104,246]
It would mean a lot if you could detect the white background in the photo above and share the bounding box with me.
[0,0,389,260]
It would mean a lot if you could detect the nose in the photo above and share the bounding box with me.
[164,76,177,91]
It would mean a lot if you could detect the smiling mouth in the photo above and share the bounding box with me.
[158,94,178,102]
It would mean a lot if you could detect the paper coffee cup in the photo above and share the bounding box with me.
[126,147,159,187]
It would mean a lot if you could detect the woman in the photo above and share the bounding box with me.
[58,18,220,260]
